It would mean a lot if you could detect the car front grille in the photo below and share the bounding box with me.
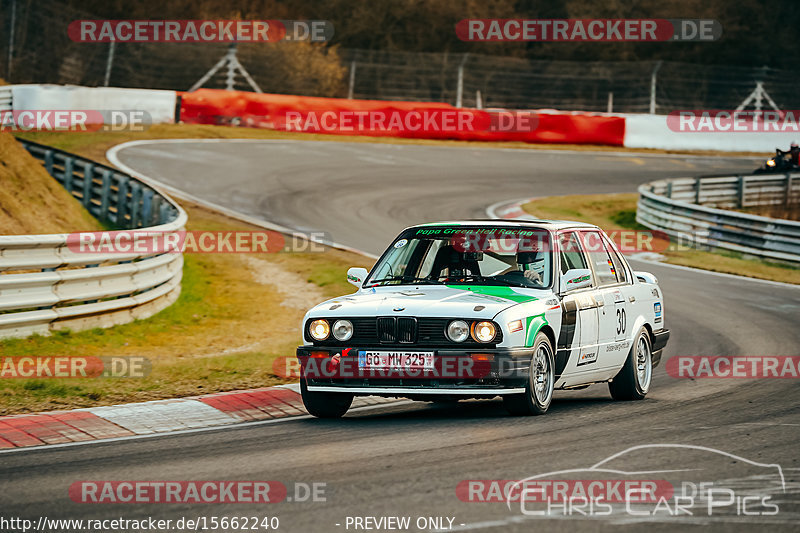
[306,317,501,347]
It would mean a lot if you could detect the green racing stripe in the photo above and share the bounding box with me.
[525,314,548,347]
[446,285,539,304]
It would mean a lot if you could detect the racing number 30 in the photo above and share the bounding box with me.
[616,308,627,335]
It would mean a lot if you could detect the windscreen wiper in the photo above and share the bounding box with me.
[365,275,443,286]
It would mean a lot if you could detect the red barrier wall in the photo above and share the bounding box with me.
[179,89,624,146]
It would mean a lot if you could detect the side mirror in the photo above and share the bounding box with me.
[347,267,369,288]
[560,268,593,292]
[634,271,658,285]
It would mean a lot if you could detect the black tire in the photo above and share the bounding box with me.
[300,380,354,418]
[609,326,652,401]
[503,332,555,416]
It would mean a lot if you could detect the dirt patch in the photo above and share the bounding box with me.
[241,255,326,310]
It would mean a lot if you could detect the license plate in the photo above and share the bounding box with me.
[358,351,434,370]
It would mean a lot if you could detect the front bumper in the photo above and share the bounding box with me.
[295,345,534,397]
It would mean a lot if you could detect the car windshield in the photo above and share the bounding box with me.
[364,226,553,289]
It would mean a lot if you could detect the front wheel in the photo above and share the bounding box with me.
[504,332,555,416]
[300,380,353,418]
[609,326,652,401]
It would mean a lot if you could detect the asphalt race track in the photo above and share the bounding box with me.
[2,140,799,531]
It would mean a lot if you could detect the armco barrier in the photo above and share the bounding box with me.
[0,139,186,339]
[637,172,800,263]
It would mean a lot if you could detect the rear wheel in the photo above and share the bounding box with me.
[504,332,554,416]
[609,327,652,401]
[300,380,354,418]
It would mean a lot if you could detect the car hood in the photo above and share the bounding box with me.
[309,284,548,320]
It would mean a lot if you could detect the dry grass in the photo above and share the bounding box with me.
[0,132,104,234]
[522,194,800,285]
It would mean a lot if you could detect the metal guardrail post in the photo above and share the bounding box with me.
[786,174,793,206]
[142,189,154,226]
[44,150,53,175]
[152,196,163,225]
[666,181,673,199]
[82,162,94,208]
[159,203,170,224]
[63,156,74,193]
[100,170,113,219]
[737,175,746,208]
[116,176,129,227]
[695,177,702,204]
[130,183,142,228]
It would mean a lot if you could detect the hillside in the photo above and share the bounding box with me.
[0,132,103,235]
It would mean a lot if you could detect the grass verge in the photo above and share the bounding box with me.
[522,193,800,285]
[0,199,372,415]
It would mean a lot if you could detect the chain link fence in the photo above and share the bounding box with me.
[3,0,800,113]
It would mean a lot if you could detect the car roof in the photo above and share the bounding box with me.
[405,219,601,232]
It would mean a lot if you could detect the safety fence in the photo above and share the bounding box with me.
[637,173,800,263]
[0,139,186,339]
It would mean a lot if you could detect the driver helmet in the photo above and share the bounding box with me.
[517,251,545,276]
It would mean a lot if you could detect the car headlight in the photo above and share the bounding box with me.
[309,319,330,341]
[446,320,470,342]
[767,159,776,167]
[332,319,353,341]
[472,321,497,343]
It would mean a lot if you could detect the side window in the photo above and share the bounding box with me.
[581,231,619,286]
[558,232,589,274]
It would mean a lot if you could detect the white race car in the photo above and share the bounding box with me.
[296,220,669,418]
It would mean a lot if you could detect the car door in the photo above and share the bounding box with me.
[581,230,633,370]
[556,231,600,383]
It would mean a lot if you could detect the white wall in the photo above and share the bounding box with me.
[10,85,177,124]
[623,113,799,152]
